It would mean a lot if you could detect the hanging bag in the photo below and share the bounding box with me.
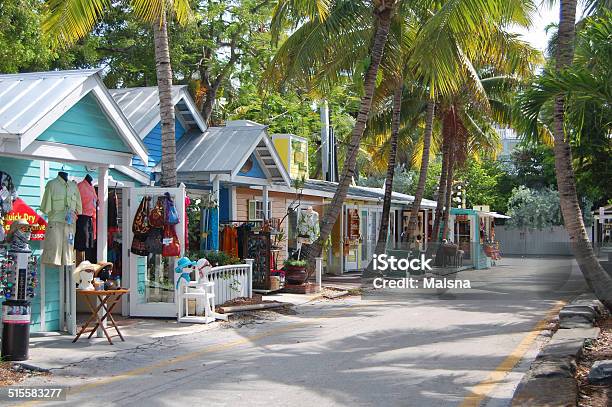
[162,224,181,257]
[164,192,179,225]
[145,227,164,254]
[149,196,166,228]
[132,196,151,235]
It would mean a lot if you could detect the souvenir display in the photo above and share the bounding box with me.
[0,223,38,300]
[131,194,181,258]
[297,206,320,244]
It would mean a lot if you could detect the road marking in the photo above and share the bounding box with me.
[458,300,566,407]
[15,304,364,406]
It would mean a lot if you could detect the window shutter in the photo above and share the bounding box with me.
[248,200,256,220]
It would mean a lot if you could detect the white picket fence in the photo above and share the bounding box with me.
[207,263,252,306]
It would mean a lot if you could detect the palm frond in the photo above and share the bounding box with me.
[43,0,111,46]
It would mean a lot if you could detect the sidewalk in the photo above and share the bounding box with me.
[23,291,323,371]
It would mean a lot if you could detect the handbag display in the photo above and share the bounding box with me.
[145,227,164,254]
[131,234,148,256]
[149,196,166,228]
[164,192,179,225]
[162,224,181,257]
[132,196,151,235]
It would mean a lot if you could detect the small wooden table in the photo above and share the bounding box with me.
[73,289,129,345]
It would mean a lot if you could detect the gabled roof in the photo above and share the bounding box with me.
[172,120,290,186]
[0,69,147,165]
[109,86,206,138]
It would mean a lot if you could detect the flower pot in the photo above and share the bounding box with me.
[285,265,307,285]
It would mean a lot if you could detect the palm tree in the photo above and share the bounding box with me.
[519,3,612,309]
[43,0,190,187]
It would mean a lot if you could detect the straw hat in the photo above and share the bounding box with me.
[74,260,104,274]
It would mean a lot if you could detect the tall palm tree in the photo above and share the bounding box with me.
[43,0,190,187]
[547,0,612,309]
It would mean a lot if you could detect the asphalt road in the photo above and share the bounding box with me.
[16,257,587,407]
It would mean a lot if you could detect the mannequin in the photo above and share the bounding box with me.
[75,174,97,263]
[40,171,82,266]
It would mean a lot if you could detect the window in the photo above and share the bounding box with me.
[248,200,272,221]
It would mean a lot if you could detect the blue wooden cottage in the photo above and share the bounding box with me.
[0,69,149,332]
[109,86,207,181]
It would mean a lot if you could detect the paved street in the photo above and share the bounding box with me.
[16,257,587,407]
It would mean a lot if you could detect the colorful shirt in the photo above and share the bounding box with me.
[77,180,97,217]
[40,176,82,223]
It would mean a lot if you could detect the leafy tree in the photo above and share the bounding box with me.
[507,186,562,229]
[43,0,191,187]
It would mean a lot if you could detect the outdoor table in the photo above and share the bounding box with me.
[73,289,129,345]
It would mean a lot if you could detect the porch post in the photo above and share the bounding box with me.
[424,209,429,251]
[212,176,220,251]
[96,165,109,337]
[263,185,269,220]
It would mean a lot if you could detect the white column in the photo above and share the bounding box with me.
[230,186,237,221]
[96,166,109,337]
[320,100,330,179]
[97,166,109,262]
[424,210,429,251]
[212,176,220,251]
[262,186,269,220]
[315,257,323,291]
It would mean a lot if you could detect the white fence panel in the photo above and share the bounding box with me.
[208,264,253,305]
[496,225,593,256]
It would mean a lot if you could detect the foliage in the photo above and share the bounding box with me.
[455,159,508,213]
[507,186,562,229]
[186,250,241,267]
[284,259,307,267]
[516,11,612,206]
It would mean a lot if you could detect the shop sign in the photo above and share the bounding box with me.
[3,198,47,240]
[456,214,470,222]
[2,303,31,324]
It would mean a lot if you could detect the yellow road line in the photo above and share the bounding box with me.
[16,304,363,406]
[458,300,566,407]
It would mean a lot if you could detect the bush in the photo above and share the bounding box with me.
[186,250,241,266]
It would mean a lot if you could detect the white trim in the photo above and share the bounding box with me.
[231,132,266,179]
[232,175,270,186]
[261,135,291,186]
[39,264,46,331]
[1,140,135,166]
[90,78,148,164]
[112,165,151,185]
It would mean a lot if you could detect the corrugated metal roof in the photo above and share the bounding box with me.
[0,69,100,136]
[109,86,186,137]
[176,122,265,173]
[302,180,438,208]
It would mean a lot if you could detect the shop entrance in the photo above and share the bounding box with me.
[344,207,361,271]
[125,187,186,317]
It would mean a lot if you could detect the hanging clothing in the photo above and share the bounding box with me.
[74,215,95,251]
[42,222,76,266]
[77,180,97,217]
[40,175,82,266]
[108,189,119,231]
[40,176,82,223]
[222,226,239,258]
[297,209,320,244]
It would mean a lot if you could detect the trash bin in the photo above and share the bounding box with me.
[1,299,31,361]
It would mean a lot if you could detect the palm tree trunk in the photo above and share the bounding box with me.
[303,4,396,268]
[431,133,449,243]
[441,138,455,242]
[553,0,612,310]
[153,13,177,187]
[407,101,435,242]
[375,81,403,255]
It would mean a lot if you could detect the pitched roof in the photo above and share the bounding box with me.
[109,86,206,138]
[173,121,290,185]
[0,69,147,165]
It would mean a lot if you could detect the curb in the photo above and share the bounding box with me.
[511,294,603,407]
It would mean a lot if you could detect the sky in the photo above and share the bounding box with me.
[514,3,587,54]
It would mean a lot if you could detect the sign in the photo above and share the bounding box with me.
[456,214,470,222]
[3,198,47,240]
[2,304,30,324]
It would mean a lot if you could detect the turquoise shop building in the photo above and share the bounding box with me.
[0,69,150,333]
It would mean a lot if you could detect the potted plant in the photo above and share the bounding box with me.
[284,259,307,285]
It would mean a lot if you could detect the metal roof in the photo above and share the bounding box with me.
[0,69,100,136]
[173,121,290,185]
[109,86,206,138]
[0,69,148,165]
[302,180,438,208]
